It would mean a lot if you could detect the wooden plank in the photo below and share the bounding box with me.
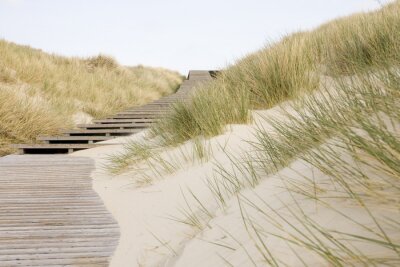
[63,129,143,135]
[108,114,161,118]
[125,108,169,111]
[129,104,170,108]
[0,240,118,250]
[116,110,166,114]
[93,118,156,124]
[37,136,113,141]
[0,257,110,267]
[109,114,162,119]
[12,144,111,149]
[77,123,152,129]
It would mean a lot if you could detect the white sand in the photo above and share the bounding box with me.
[72,123,256,266]
[72,102,399,266]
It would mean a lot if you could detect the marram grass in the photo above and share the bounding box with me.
[167,66,400,266]
[106,2,400,264]
[152,1,399,146]
[112,1,400,173]
[0,40,183,155]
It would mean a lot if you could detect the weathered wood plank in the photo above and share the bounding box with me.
[0,257,110,267]
[93,119,158,124]
[77,123,152,129]
[11,144,111,149]
[37,136,113,141]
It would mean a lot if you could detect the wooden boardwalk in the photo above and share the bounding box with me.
[13,70,214,154]
[0,71,216,266]
[0,155,119,266]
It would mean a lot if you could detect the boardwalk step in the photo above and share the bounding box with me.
[127,106,168,110]
[116,110,166,114]
[37,136,113,144]
[64,128,143,136]
[12,144,111,154]
[92,118,155,124]
[77,123,152,129]
[109,114,162,119]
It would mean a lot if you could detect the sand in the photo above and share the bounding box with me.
[72,123,256,266]
[72,103,399,266]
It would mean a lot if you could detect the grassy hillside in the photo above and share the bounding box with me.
[0,40,183,155]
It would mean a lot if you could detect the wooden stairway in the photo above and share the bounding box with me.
[0,70,217,266]
[13,70,215,155]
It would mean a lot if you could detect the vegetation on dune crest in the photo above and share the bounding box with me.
[156,38,400,267]
[192,66,400,266]
[165,2,400,263]
[0,40,183,155]
[153,0,399,145]
[110,0,400,172]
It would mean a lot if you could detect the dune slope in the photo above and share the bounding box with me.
[101,1,399,266]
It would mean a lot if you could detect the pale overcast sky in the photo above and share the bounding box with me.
[0,0,392,74]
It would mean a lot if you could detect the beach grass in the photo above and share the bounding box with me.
[103,1,400,264]
[0,40,183,155]
[111,1,400,174]
[151,0,399,146]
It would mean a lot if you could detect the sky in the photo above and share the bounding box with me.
[0,0,393,74]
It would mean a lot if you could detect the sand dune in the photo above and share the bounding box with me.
[72,94,399,266]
